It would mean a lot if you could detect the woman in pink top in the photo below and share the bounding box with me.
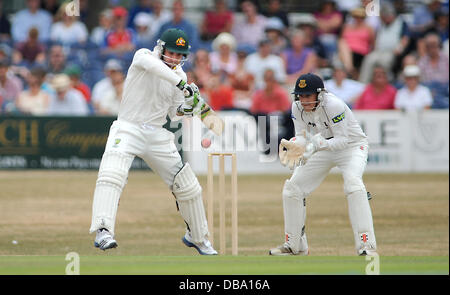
[338,7,375,79]
[313,0,343,59]
[353,65,397,110]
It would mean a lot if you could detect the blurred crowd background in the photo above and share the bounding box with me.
[0,0,448,119]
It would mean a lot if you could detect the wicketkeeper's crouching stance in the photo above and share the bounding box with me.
[89,28,217,255]
[270,73,377,256]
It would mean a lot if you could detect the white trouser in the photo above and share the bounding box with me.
[284,140,376,252]
[90,120,184,235]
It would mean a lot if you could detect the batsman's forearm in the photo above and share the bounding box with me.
[134,49,184,86]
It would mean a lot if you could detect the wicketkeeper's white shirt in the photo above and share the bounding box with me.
[118,48,186,127]
[291,92,367,151]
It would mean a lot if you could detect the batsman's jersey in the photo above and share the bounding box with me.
[118,48,186,127]
[291,92,367,150]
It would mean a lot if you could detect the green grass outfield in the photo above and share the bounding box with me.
[0,255,447,275]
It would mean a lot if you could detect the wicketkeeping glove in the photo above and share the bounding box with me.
[301,133,329,165]
[279,136,307,170]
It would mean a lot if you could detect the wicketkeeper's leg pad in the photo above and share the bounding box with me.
[90,151,134,235]
[172,163,209,243]
[282,179,308,253]
[346,182,377,252]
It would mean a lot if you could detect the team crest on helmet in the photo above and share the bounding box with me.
[176,37,186,46]
[298,80,307,88]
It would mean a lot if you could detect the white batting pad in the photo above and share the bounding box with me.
[90,151,134,235]
[282,179,308,253]
[172,163,209,242]
[347,190,377,252]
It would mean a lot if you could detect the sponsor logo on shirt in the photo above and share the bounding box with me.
[332,111,345,123]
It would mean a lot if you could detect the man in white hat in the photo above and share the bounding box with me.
[394,65,433,111]
[47,73,89,115]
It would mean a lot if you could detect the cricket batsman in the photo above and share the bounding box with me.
[89,28,217,255]
[270,73,377,256]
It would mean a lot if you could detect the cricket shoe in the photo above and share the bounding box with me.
[94,228,118,251]
[269,244,309,256]
[182,232,218,255]
[358,246,377,256]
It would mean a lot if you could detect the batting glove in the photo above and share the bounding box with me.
[176,80,194,98]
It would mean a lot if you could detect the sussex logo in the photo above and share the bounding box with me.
[332,111,345,123]
[176,37,186,47]
[298,80,307,88]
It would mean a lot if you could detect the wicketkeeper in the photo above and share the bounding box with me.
[89,28,217,255]
[270,73,377,256]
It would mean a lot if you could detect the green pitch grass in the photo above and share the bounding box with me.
[0,171,448,275]
[0,255,447,275]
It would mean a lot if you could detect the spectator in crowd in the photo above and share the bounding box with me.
[313,0,344,60]
[245,39,286,89]
[231,0,267,49]
[46,44,66,76]
[250,68,291,115]
[338,7,375,79]
[102,6,136,59]
[91,59,122,111]
[90,9,113,47]
[127,0,153,30]
[228,45,255,111]
[394,53,419,87]
[418,32,449,108]
[47,73,89,116]
[250,67,291,155]
[281,30,317,85]
[12,27,46,67]
[353,65,397,110]
[264,17,288,55]
[394,65,433,111]
[324,63,365,108]
[358,2,410,83]
[187,48,214,92]
[0,1,11,42]
[209,32,238,75]
[262,0,290,30]
[427,8,449,44]
[295,14,328,68]
[0,58,23,112]
[95,67,125,115]
[50,2,88,46]
[147,0,172,41]
[200,0,234,42]
[418,33,449,84]
[11,0,52,43]
[16,66,51,115]
[155,0,200,52]
[134,12,154,47]
[204,72,234,111]
[409,0,445,39]
[64,64,91,104]
[41,0,60,20]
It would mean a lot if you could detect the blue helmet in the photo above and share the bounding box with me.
[292,73,325,95]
